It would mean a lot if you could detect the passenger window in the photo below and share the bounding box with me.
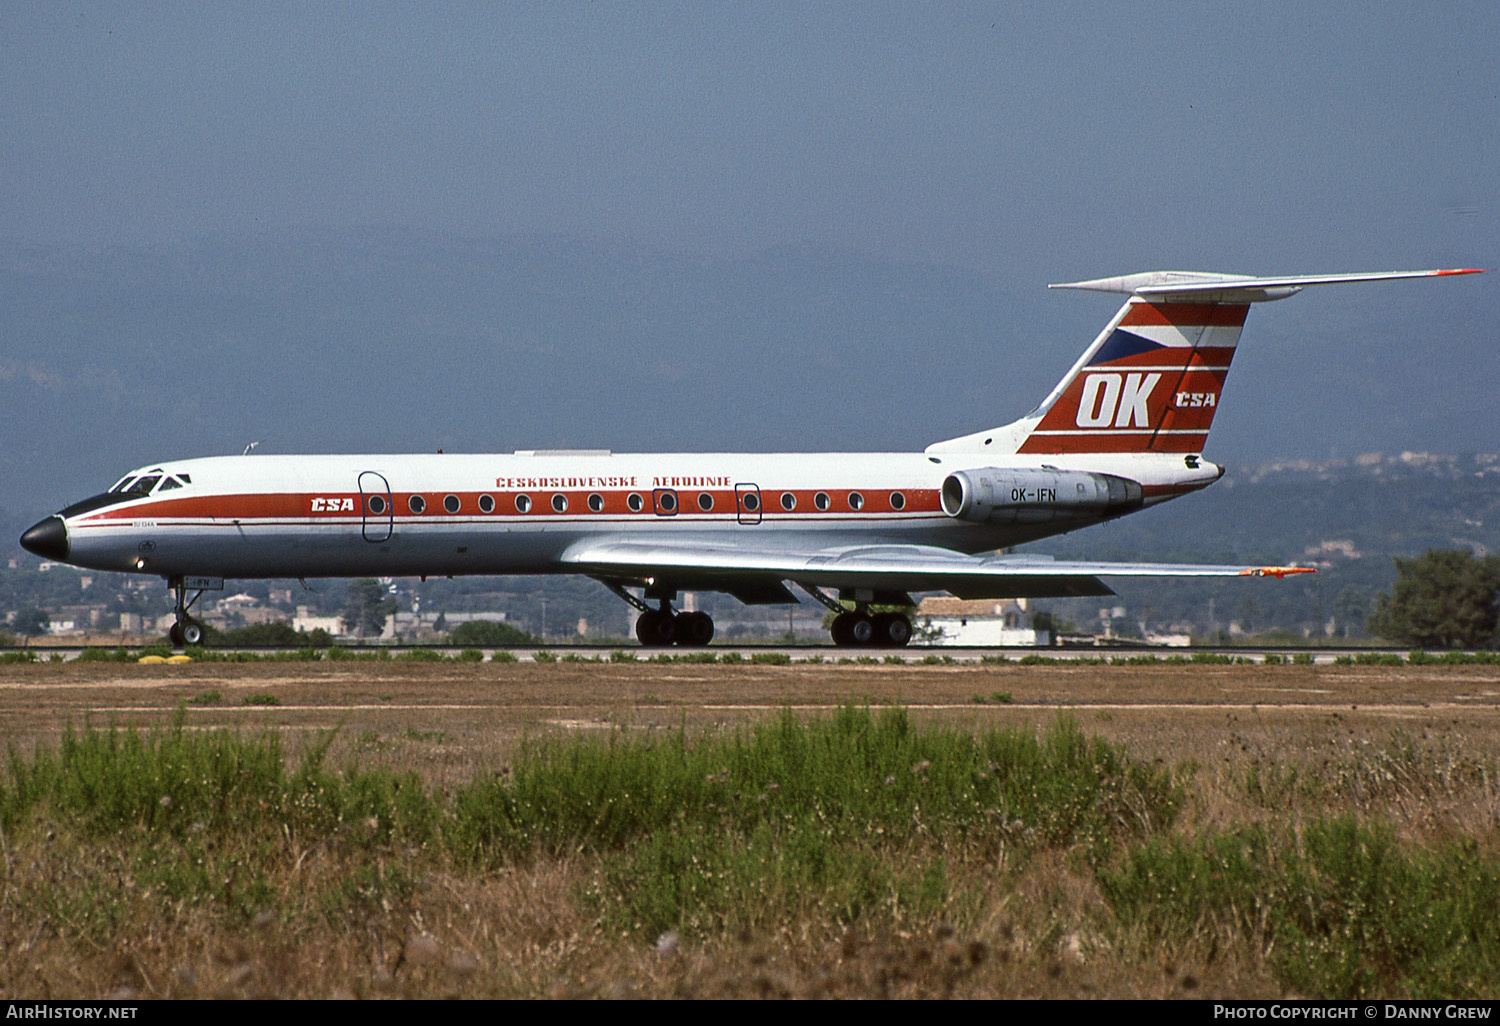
[443,494,461,514]
[627,493,644,512]
[848,492,864,511]
[814,492,830,511]
[588,493,604,512]
[780,492,796,511]
[478,494,495,514]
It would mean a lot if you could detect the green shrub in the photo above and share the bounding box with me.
[447,620,540,647]
[397,648,445,662]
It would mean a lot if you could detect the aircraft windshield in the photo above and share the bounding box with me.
[117,475,161,497]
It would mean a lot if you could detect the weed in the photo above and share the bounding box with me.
[398,648,445,662]
[242,694,281,706]
[1101,818,1500,998]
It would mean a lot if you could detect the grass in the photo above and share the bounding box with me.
[3,693,1499,999]
[1101,819,1500,998]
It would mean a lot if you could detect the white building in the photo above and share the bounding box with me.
[915,597,1043,647]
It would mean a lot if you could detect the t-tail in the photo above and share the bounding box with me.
[926,268,1482,456]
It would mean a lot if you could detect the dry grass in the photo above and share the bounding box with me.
[1,658,1497,999]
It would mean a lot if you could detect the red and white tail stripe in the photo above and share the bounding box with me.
[1019,298,1246,455]
[927,268,1482,458]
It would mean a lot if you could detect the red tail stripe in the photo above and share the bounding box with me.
[1119,303,1249,328]
[1097,346,1238,368]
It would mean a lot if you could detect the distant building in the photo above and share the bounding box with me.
[916,597,1042,647]
[293,606,344,636]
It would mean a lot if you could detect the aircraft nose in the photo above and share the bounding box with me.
[20,516,69,561]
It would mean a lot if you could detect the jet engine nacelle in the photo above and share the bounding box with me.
[940,468,1143,525]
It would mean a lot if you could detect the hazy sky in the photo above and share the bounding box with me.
[6,3,1496,274]
[3,2,1498,515]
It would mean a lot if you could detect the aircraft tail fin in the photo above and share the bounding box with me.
[926,269,1481,456]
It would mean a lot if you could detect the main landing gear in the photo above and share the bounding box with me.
[603,583,715,648]
[829,609,912,648]
[635,603,715,648]
[799,584,912,648]
[167,576,205,648]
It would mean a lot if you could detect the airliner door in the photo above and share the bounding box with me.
[736,483,762,525]
[359,471,393,543]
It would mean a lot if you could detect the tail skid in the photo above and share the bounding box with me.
[927,268,1482,456]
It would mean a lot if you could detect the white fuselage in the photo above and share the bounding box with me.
[55,449,1219,581]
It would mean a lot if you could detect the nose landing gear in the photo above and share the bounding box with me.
[167,576,206,648]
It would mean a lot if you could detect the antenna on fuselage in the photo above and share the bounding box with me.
[241,441,262,455]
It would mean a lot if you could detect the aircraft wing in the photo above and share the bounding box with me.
[560,538,1312,602]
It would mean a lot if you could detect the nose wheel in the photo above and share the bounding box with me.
[168,619,204,647]
[168,576,206,648]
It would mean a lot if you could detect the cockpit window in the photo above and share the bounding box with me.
[158,477,183,491]
[177,474,190,485]
[108,476,137,494]
[125,475,162,496]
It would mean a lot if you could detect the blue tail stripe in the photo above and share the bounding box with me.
[1087,329,1164,366]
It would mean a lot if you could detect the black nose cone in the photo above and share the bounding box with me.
[20,516,69,561]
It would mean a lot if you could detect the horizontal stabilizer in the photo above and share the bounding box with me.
[1049,268,1482,304]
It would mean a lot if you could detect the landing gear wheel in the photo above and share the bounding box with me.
[636,610,677,647]
[831,611,877,646]
[181,620,203,646]
[848,612,875,646]
[831,612,854,646]
[169,622,185,647]
[677,611,715,647]
[873,612,912,647]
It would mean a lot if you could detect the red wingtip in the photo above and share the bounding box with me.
[1435,268,1485,276]
[1240,566,1318,579]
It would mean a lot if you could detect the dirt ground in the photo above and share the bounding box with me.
[3,659,1497,786]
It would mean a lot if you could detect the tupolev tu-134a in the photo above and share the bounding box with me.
[21,268,1482,648]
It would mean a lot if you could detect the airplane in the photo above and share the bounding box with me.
[20,267,1481,649]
